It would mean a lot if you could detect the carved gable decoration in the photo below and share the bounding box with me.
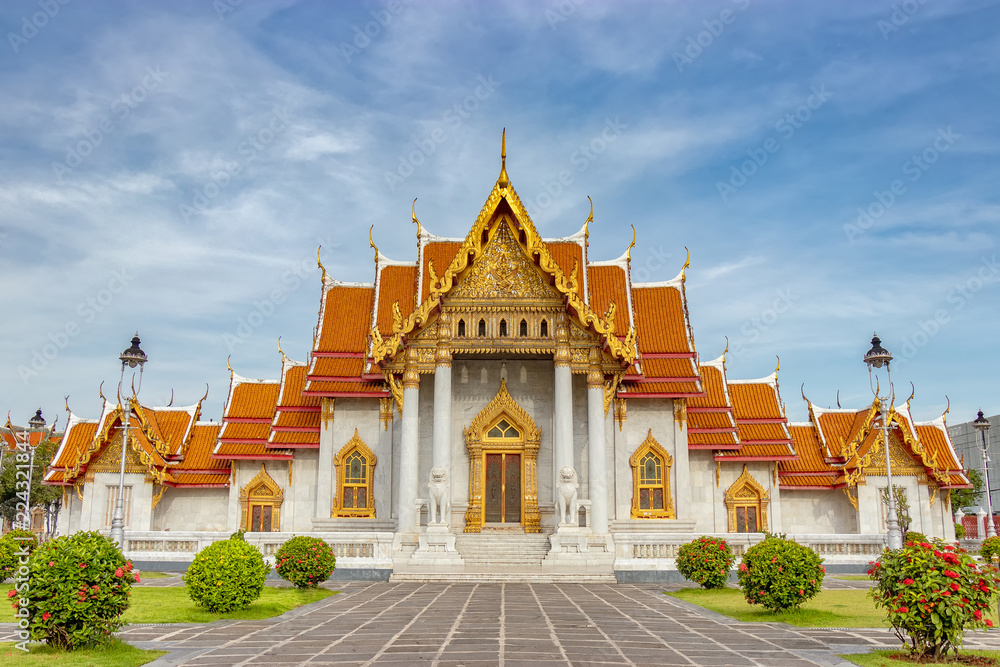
[466,378,541,444]
[449,217,558,302]
[89,432,146,474]
[867,432,924,476]
[724,464,770,532]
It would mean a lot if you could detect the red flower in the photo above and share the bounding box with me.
[898,606,909,613]
[115,567,124,578]
[771,557,777,563]
[950,583,960,592]
[903,578,914,585]
[6,590,14,598]
[41,612,50,621]
[820,566,825,572]
[47,561,54,567]
[135,576,141,583]
[988,620,994,628]
[799,589,804,595]
[739,563,748,572]
[942,591,952,597]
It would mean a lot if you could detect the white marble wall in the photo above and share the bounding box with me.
[154,488,230,531]
[687,450,719,532]
[612,399,676,523]
[781,489,856,534]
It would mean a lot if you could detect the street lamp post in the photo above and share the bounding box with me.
[18,409,46,532]
[109,334,147,550]
[973,410,995,538]
[864,333,903,550]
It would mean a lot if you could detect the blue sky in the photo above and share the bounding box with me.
[1,0,998,430]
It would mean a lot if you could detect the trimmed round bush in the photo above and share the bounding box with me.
[955,523,966,539]
[869,538,1000,660]
[904,531,928,545]
[676,536,735,589]
[979,536,1000,562]
[737,535,825,611]
[275,536,336,588]
[0,530,39,583]
[16,531,138,649]
[184,538,268,612]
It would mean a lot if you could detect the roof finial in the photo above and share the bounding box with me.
[226,355,234,376]
[626,225,636,261]
[681,246,690,282]
[498,128,509,188]
[278,336,287,365]
[774,355,780,374]
[167,388,174,407]
[200,383,209,403]
[836,390,841,408]
[316,246,327,283]
[905,381,915,407]
[369,225,379,263]
[64,395,71,415]
[722,336,729,363]
[98,380,106,403]
[412,198,422,241]
[584,196,593,239]
[800,383,810,404]
[943,395,951,419]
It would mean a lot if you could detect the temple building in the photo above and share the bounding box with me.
[43,137,970,580]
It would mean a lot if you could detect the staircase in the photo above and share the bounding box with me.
[455,528,550,567]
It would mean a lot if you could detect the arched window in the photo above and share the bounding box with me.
[629,430,675,519]
[724,464,769,533]
[239,465,283,532]
[478,319,487,336]
[540,319,548,338]
[499,319,508,337]
[520,319,528,337]
[333,429,377,518]
[458,319,466,337]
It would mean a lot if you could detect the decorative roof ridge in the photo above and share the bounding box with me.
[632,272,684,289]
[421,231,467,243]
[137,401,200,414]
[729,372,779,387]
[811,404,868,415]
[787,421,815,428]
[701,351,727,370]
[376,255,418,268]
[231,372,279,386]
[193,420,222,427]
[589,253,630,269]
[323,277,375,289]
[548,225,588,244]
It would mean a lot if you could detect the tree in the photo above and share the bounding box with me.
[950,468,984,511]
[880,484,912,534]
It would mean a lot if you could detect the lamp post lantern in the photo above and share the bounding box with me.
[973,410,995,538]
[864,333,903,550]
[109,334,147,550]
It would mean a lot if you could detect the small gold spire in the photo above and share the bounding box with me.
[412,198,422,241]
[585,196,593,239]
[369,225,379,263]
[681,246,690,282]
[943,395,951,419]
[98,380,106,403]
[722,336,729,364]
[316,246,327,283]
[167,388,174,407]
[774,355,781,374]
[278,336,287,365]
[200,383,209,403]
[226,355,233,375]
[64,395,71,415]
[498,128,509,188]
[626,225,636,261]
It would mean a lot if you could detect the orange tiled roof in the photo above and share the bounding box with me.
[304,381,388,396]
[781,424,835,474]
[376,265,418,337]
[729,380,784,421]
[315,285,375,354]
[779,475,843,489]
[687,361,738,448]
[813,408,870,460]
[219,422,272,442]
[309,357,367,378]
[269,430,321,446]
[915,423,962,471]
[275,365,321,409]
[213,440,293,460]
[632,284,693,355]
[619,381,701,397]
[168,472,230,486]
[174,423,226,472]
[421,242,462,302]
[222,379,280,421]
[48,419,99,472]
[716,442,796,460]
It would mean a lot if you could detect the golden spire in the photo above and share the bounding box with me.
[584,196,593,240]
[626,225,636,261]
[774,355,781,374]
[681,246,690,282]
[316,246,327,283]
[498,128,509,188]
[412,198,422,241]
[226,355,234,376]
[721,336,729,364]
[369,225,379,263]
[278,336,287,365]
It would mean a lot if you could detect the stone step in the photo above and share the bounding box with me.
[389,572,617,583]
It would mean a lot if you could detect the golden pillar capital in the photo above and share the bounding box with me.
[403,347,420,388]
[435,344,452,367]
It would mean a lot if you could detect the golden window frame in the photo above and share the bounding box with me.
[239,464,283,532]
[724,464,769,533]
[332,429,377,518]
[629,430,675,519]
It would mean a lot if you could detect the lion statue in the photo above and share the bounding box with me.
[428,465,450,525]
[556,466,579,526]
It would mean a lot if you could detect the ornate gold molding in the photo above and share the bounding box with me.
[239,465,283,531]
[332,429,377,518]
[321,398,335,428]
[629,430,675,519]
[724,464,770,532]
[379,398,393,430]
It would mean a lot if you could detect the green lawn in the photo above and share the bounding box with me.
[0,639,164,666]
[840,649,1000,666]
[669,587,890,627]
[1,584,335,624]
[834,575,873,581]
[132,571,177,580]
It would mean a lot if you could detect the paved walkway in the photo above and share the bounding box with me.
[7,580,1000,665]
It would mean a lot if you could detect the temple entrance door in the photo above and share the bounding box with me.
[484,452,521,524]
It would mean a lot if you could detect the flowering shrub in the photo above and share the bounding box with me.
[737,534,825,611]
[955,523,966,539]
[275,536,336,588]
[904,531,928,545]
[980,536,1000,563]
[184,538,268,612]
[676,536,735,589]
[868,538,1000,660]
[16,531,138,649]
[0,530,38,583]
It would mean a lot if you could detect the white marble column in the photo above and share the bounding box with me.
[315,398,334,518]
[432,314,452,473]
[587,362,609,533]
[396,349,420,534]
[553,320,573,479]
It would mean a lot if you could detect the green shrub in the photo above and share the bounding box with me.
[184,538,268,612]
[0,530,38,583]
[868,538,1000,660]
[737,534,825,611]
[229,529,246,542]
[676,536,735,589]
[15,531,138,649]
[980,536,1000,562]
[905,531,928,545]
[275,536,336,588]
[955,523,966,539]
